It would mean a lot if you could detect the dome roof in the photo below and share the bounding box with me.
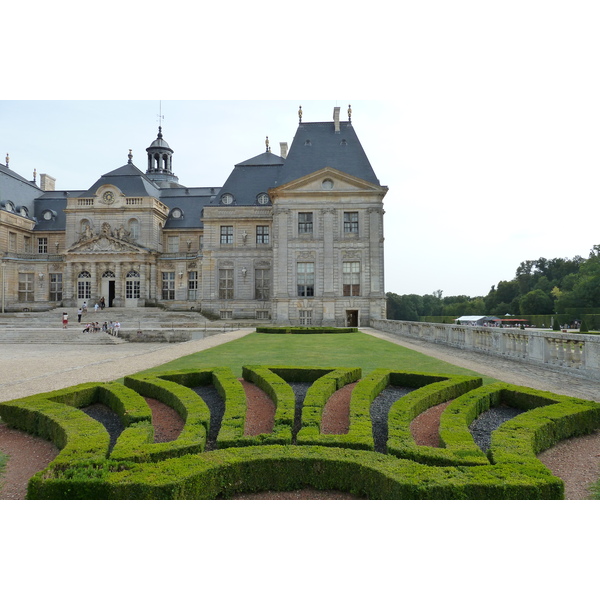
[146,127,172,152]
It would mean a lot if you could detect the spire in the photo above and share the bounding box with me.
[128,149,133,164]
[298,105,303,123]
[348,104,352,123]
[5,153,8,168]
[265,136,270,152]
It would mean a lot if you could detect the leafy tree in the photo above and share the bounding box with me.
[519,289,554,315]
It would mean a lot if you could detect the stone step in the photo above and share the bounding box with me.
[0,307,211,329]
[0,328,127,345]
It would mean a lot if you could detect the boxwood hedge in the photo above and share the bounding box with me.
[1,367,599,500]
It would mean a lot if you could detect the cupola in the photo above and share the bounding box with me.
[145,126,179,185]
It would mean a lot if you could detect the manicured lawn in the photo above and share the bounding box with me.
[133,331,496,384]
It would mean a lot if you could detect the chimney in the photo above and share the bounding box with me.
[280,142,288,159]
[40,174,56,191]
[333,107,341,132]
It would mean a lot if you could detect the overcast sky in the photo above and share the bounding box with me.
[3,3,600,301]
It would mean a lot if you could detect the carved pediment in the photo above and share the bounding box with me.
[68,232,146,255]
[269,167,386,198]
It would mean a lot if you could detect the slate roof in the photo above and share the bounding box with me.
[0,163,43,211]
[275,121,380,187]
[33,196,69,231]
[209,151,284,206]
[79,163,161,198]
[160,187,220,230]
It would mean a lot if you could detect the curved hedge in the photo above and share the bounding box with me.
[1,367,599,500]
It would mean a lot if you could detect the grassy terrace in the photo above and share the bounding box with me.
[131,331,496,383]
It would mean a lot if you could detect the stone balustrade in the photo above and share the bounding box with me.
[370,319,600,381]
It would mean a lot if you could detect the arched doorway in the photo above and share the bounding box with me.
[101,271,116,308]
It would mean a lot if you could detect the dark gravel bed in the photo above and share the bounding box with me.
[81,403,125,452]
[370,386,416,453]
[290,382,312,442]
[469,404,526,452]
[192,385,224,450]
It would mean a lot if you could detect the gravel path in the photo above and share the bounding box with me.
[2,326,600,499]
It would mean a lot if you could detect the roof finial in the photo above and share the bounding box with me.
[298,105,303,123]
[128,149,133,164]
[5,153,9,168]
[348,104,352,123]
[265,136,270,152]
[33,168,37,183]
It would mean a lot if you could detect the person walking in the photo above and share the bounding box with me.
[100,296,105,310]
[94,302,99,313]
[77,308,82,323]
[62,312,68,329]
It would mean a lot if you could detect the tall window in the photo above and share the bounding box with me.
[297,262,315,297]
[220,226,233,244]
[188,271,198,300]
[256,225,270,245]
[126,270,140,299]
[162,272,175,300]
[24,236,32,253]
[18,273,34,302]
[77,271,91,299]
[343,261,361,296]
[255,268,270,300]
[298,212,313,234]
[344,211,359,234]
[128,218,140,240]
[167,236,179,252]
[50,273,63,302]
[38,237,48,254]
[9,232,16,251]
[219,268,234,299]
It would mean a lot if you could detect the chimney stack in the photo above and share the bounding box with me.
[280,142,288,159]
[333,107,341,132]
[40,174,56,191]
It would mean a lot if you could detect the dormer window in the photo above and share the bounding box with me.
[170,208,183,219]
[221,193,234,205]
[256,193,270,205]
[42,209,56,221]
[2,200,15,212]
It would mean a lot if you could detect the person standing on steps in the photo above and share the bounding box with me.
[77,307,82,323]
[62,312,68,329]
[100,297,105,310]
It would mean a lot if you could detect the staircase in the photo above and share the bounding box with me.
[0,307,215,344]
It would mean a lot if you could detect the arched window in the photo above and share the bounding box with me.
[77,271,91,300]
[126,270,140,299]
[128,218,140,240]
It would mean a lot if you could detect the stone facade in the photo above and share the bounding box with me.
[0,107,388,325]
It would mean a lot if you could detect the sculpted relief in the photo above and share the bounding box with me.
[72,223,141,254]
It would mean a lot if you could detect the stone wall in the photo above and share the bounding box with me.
[370,319,600,382]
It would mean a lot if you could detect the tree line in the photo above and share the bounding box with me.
[387,245,600,321]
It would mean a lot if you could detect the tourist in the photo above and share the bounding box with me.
[62,312,68,329]
[114,321,121,336]
[82,301,87,314]
[77,308,82,323]
[94,302,99,312]
[100,297,105,310]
